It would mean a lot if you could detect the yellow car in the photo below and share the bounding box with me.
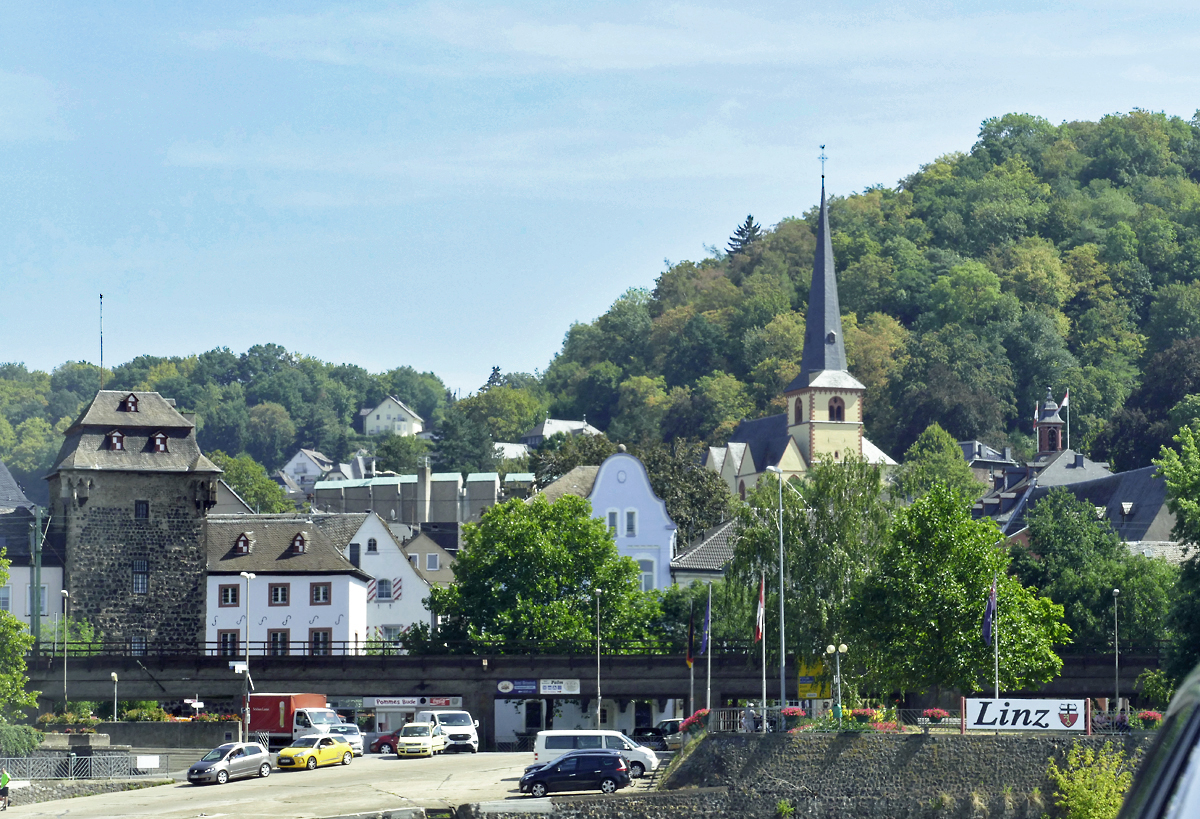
[396,722,447,757]
[277,734,354,770]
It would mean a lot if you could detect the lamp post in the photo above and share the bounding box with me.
[111,672,118,722]
[60,589,69,706]
[594,589,602,728]
[1113,588,1120,715]
[240,571,256,737]
[825,643,847,723]
[765,466,786,707]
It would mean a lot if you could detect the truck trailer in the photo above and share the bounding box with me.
[248,693,341,749]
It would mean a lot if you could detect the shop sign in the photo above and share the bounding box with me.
[965,698,1086,731]
[329,698,364,709]
[539,678,581,695]
[497,679,539,696]
[371,696,463,708]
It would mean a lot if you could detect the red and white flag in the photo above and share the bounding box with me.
[1061,389,1070,409]
[754,574,765,642]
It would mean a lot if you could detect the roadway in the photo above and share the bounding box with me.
[7,751,568,818]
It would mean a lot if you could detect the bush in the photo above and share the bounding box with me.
[0,724,45,756]
[122,706,170,722]
[680,708,709,732]
[1046,741,1137,819]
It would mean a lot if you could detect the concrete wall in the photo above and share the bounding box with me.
[94,721,242,749]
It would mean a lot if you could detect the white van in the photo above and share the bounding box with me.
[415,710,479,753]
[534,730,659,778]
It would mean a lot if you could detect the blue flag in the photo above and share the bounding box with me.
[982,579,997,645]
[699,586,711,655]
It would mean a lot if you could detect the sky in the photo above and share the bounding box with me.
[2,1,1198,395]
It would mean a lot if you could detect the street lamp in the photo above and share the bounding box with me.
[1113,588,1120,715]
[111,672,118,722]
[765,466,786,707]
[240,571,256,736]
[594,589,602,728]
[825,643,848,723]
[60,589,69,705]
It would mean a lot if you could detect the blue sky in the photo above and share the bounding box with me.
[2,1,1197,394]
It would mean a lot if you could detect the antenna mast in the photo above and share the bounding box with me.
[99,293,104,390]
[819,145,827,181]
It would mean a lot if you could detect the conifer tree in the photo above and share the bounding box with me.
[727,214,763,255]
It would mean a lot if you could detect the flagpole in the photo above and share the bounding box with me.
[688,600,695,718]
[994,576,1000,699]
[760,570,767,733]
[705,582,712,712]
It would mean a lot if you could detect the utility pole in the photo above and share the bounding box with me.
[30,507,43,651]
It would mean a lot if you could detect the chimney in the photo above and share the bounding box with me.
[1003,447,1012,461]
[1074,452,1085,468]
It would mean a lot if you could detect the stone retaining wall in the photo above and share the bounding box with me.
[7,778,173,807]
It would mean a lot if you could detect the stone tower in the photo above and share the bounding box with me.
[1035,387,1065,455]
[46,391,220,648]
[783,180,866,464]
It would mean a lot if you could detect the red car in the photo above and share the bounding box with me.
[370,731,404,755]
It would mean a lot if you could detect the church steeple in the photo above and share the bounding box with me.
[792,180,848,388]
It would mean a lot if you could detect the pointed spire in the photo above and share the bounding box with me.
[796,180,847,385]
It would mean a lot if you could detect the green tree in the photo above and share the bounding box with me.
[0,540,38,720]
[1154,422,1200,680]
[529,432,618,488]
[633,441,733,545]
[372,433,430,474]
[727,215,763,255]
[456,386,545,443]
[1018,487,1175,651]
[433,405,496,476]
[208,451,294,513]
[893,422,987,500]
[1147,281,1200,354]
[426,495,659,649]
[731,458,891,661]
[244,402,296,470]
[849,483,1069,694]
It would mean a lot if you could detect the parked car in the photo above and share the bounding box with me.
[370,730,403,755]
[520,749,631,797]
[534,730,659,778]
[277,735,354,770]
[416,709,480,753]
[327,723,364,756]
[186,742,272,785]
[524,748,626,776]
[1117,659,1200,819]
[396,722,447,757]
[657,718,685,750]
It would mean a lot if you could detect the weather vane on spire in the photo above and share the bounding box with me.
[819,145,827,179]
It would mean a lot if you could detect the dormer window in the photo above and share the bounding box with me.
[152,432,169,453]
[109,430,125,451]
[235,533,254,554]
[291,533,307,554]
[122,394,139,412]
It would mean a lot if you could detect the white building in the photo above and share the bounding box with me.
[279,449,334,495]
[363,397,424,437]
[519,418,602,449]
[205,515,370,656]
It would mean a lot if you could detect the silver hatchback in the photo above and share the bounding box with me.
[327,723,364,756]
[187,742,272,785]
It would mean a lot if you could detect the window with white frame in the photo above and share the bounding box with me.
[0,585,10,612]
[367,538,377,552]
[152,432,169,452]
[426,553,439,572]
[376,578,392,601]
[625,509,638,538]
[638,560,654,592]
[25,584,47,616]
[607,510,618,532]
[382,625,402,644]
[409,554,418,568]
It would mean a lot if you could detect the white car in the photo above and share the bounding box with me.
[326,723,364,756]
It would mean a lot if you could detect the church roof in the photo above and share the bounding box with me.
[788,182,849,391]
[727,414,791,474]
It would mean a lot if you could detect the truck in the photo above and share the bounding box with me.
[248,693,342,749]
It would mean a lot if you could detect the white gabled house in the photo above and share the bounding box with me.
[280,449,335,495]
[363,396,424,437]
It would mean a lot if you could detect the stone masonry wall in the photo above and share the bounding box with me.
[52,471,207,646]
[7,778,173,807]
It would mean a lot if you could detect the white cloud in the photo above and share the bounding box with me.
[0,70,70,141]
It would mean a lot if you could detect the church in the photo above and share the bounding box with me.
[706,181,896,498]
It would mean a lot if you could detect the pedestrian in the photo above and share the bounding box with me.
[1,765,10,811]
[741,703,755,733]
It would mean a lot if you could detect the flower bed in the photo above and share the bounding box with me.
[1137,710,1163,729]
[680,708,710,733]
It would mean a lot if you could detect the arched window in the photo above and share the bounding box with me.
[367,538,378,553]
[794,399,803,425]
[828,397,845,422]
[739,480,746,501]
[1048,428,1059,450]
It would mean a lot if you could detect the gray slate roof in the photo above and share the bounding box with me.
[534,466,600,503]
[671,520,738,573]
[789,183,848,391]
[206,514,370,578]
[725,414,790,475]
[308,512,371,549]
[49,391,220,476]
[0,460,33,510]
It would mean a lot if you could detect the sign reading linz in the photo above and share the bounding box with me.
[966,698,1086,731]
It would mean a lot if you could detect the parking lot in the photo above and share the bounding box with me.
[7,750,660,818]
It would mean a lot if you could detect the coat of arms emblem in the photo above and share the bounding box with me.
[1059,703,1079,727]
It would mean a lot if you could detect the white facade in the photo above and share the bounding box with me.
[0,565,65,629]
[588,453,678,591]
[205,572,368,655]
[281,449,333,495]
[339,513,433,642]
[365,397,424,437]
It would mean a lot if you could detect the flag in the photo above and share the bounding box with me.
[699,586,711,656]
[754,574,765,642]
[982,578,997,646]
[1061,388,1070,409]
[686,602,694,668]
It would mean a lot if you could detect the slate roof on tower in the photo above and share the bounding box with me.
[48,390,220,476]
